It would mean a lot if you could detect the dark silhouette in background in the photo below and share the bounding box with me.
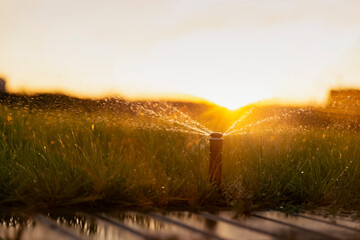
[0,78,5,93]
[328,89,360,110]
[1,77,360,130]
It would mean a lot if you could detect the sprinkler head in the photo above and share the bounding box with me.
[209,132,224,152]
[210,132,223,138]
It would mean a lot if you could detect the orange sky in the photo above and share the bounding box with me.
[1,0,360,109]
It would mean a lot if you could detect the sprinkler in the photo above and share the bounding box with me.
[209,132,224,185]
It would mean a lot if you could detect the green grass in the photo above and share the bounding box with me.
[1,104,360,214]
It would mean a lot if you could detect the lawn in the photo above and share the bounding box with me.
[1,98,360,215]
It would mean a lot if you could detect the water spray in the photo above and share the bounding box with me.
[209,132,224,185]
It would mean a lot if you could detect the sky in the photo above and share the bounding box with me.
[1,0,360,109]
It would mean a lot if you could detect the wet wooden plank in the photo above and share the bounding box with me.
[34,214,85,240]
[253,211,360,240]
[292,212,360,232]
[150,211,276,240]
[92,213,155,240]
[2,211,360,240]
[200,212,283,239]
[145,212,227,240]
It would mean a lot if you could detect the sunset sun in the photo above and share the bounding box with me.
[2,1,360,108]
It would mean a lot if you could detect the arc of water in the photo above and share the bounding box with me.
[131,101,212,136]
[161,104,212,135]
[223,107,254,135]
[224,116,281,136]
[224,109,308,136]
[162,102,212,134]
[168,119,210,135]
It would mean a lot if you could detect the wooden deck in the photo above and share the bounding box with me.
[1,211,360,240]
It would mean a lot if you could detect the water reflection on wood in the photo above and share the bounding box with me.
[1,210,360,240]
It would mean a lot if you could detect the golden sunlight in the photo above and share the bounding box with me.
[1,0,360,109]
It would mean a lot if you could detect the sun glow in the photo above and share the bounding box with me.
[1,0,360,109]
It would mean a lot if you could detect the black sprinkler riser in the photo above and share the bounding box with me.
[209,138,224,152]
[209,132,224,186]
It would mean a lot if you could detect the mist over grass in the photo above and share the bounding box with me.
[1,99,360,214]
